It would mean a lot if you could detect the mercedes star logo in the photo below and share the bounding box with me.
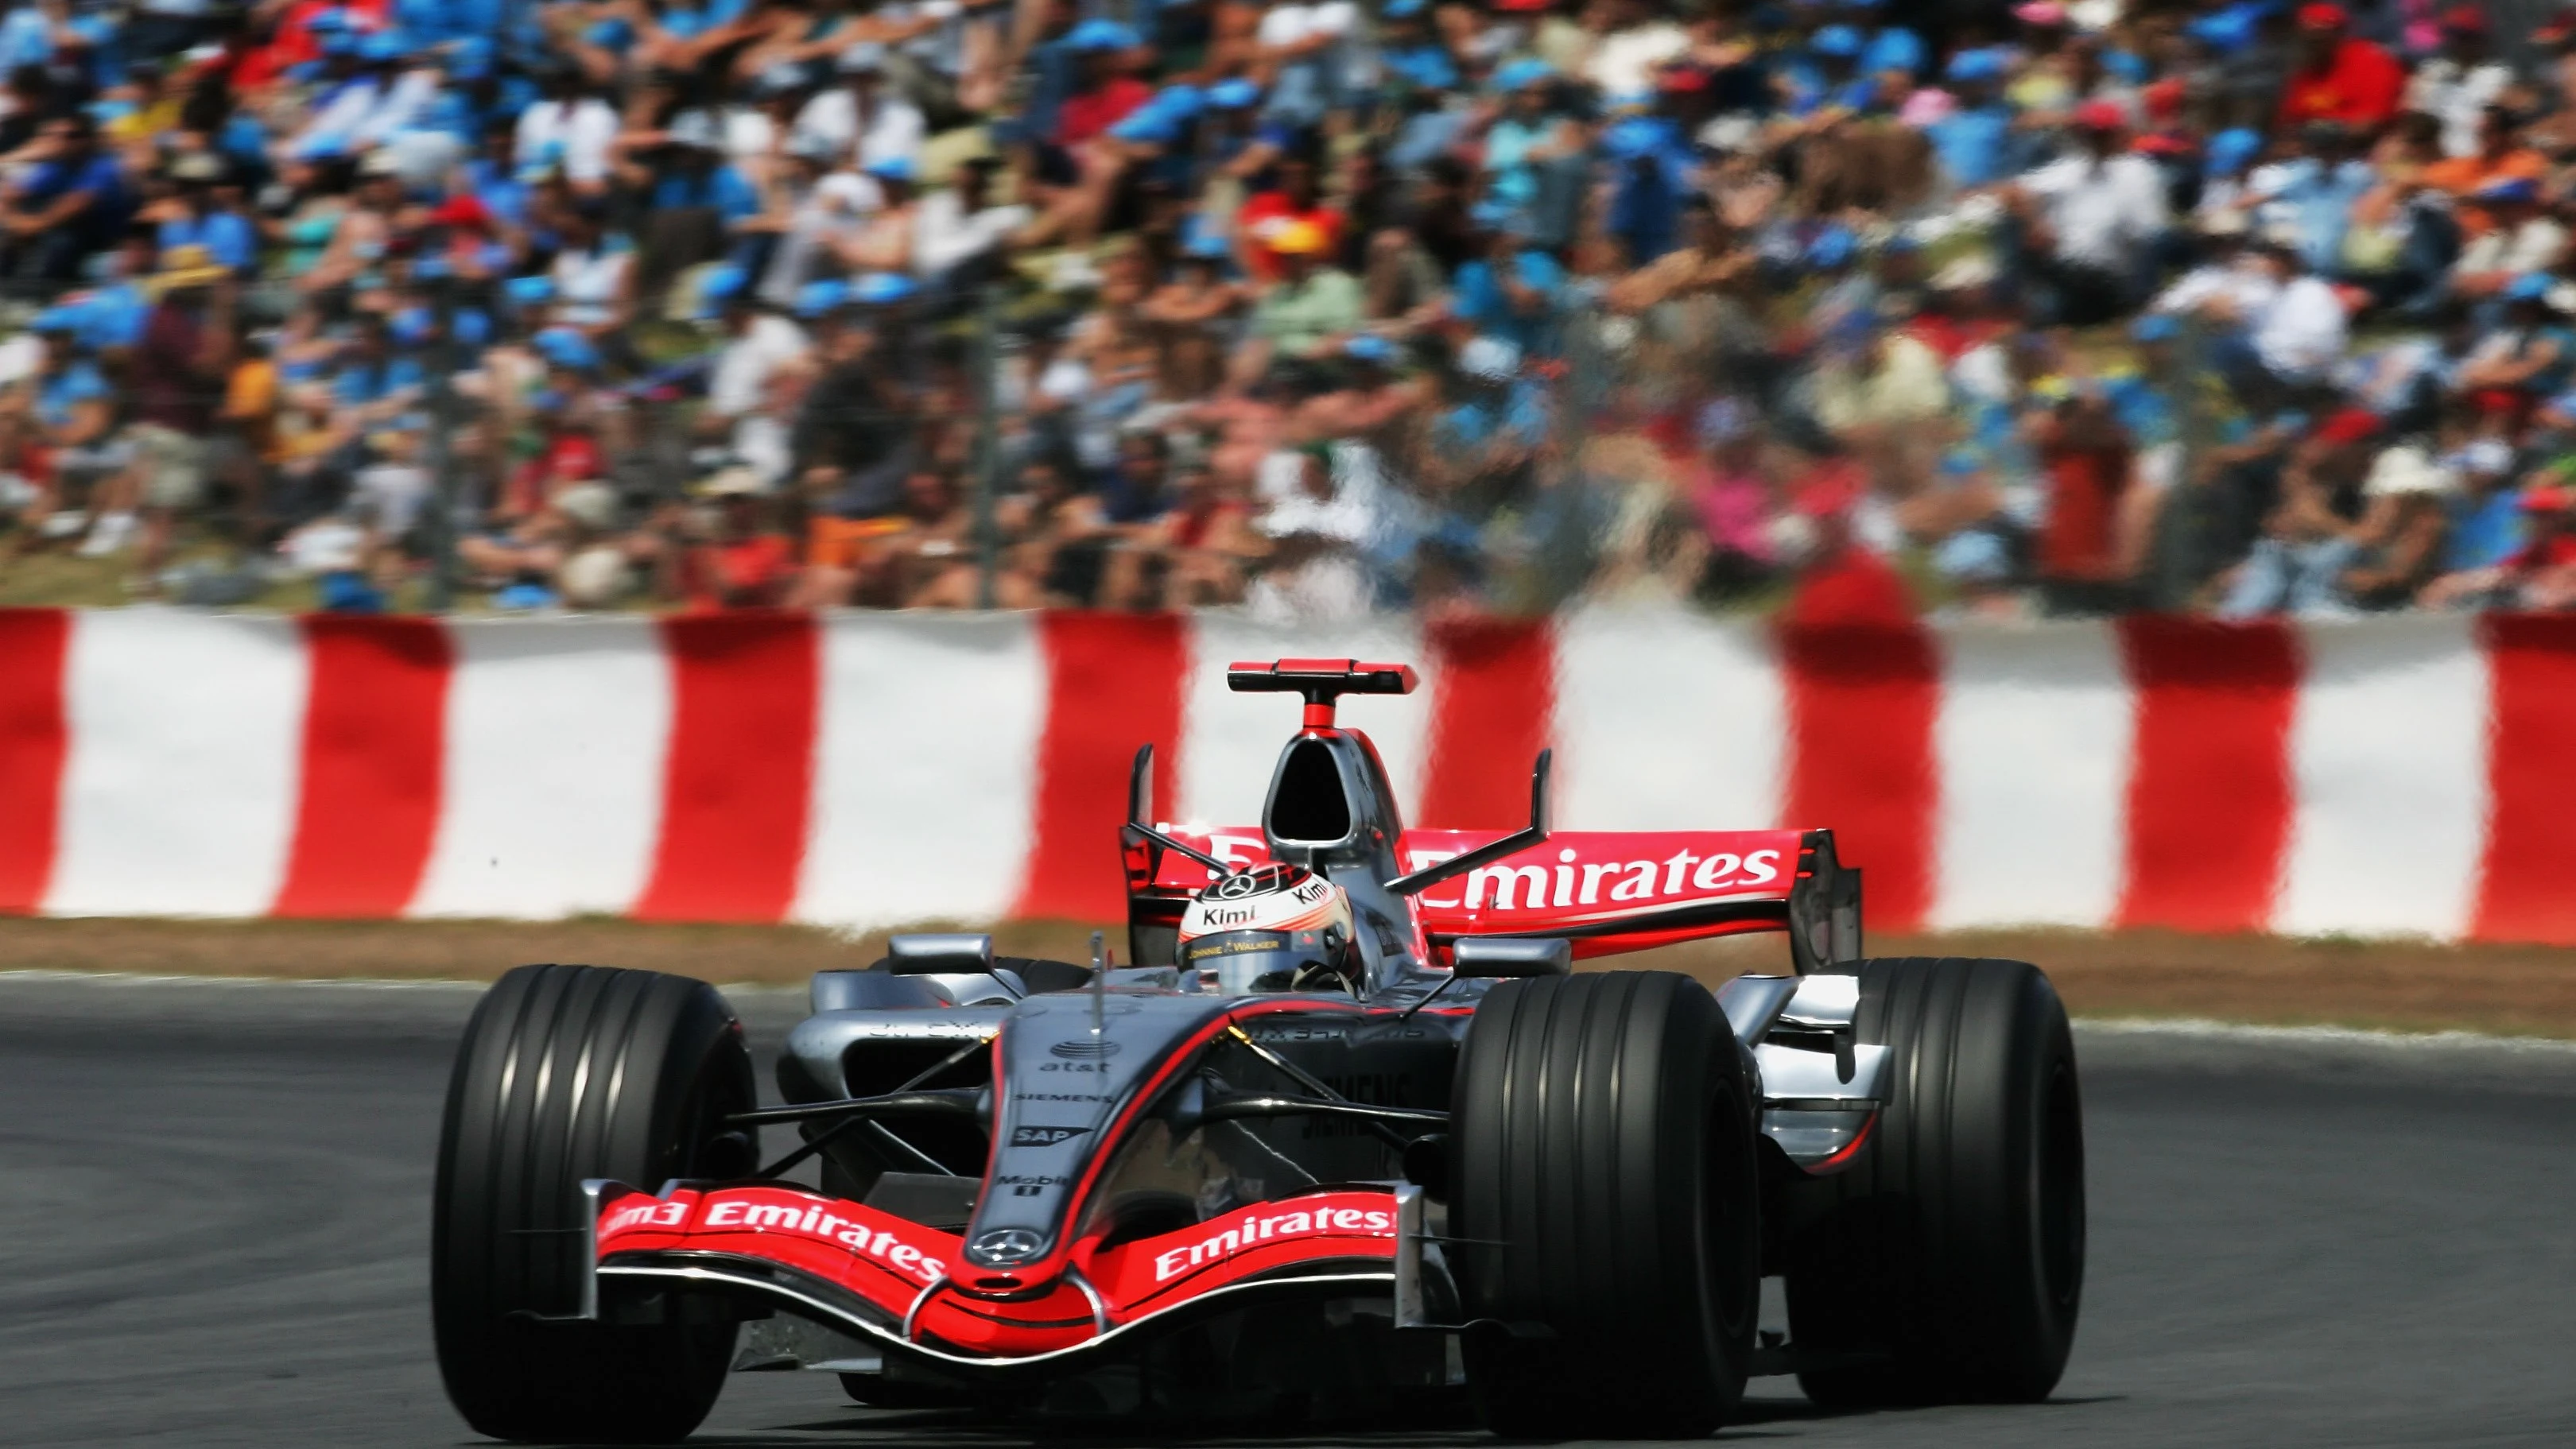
[968,1228,1047,1265]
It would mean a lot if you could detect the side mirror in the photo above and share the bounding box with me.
[1385,749,1552,897]
[886,932,995,976]
[1450,937,1573,978]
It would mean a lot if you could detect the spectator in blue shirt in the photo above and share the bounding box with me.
[1845,0,1925,82]
[1453,219,1567,358]
[332,316,427,418]
[1926,49,2016,189]
[1379,0,1457,94]
[624,108,762,304]
[154,152,260,275]
[2,114,128,280]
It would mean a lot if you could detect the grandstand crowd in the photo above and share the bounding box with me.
[2,0,2576,616]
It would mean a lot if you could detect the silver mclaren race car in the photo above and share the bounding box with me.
[431,658,2085,1440]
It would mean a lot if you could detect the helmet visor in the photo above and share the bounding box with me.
[1183,929,1325,994]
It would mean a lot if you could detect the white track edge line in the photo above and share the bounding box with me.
[2,971,2569,1049]
[2074,1015,2576,1052]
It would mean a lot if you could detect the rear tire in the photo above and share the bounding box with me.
[433,964,756,1443]
[1449,971,1761,1438]
[1781,957,2085,1407]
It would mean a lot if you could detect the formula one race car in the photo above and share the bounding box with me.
[431,660,2085,1443]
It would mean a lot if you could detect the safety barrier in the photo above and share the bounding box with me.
[0,606,2570,943]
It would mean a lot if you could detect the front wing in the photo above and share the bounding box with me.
[587,1180,1430,1373]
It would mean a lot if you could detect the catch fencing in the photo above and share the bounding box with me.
[1,605,2571,943]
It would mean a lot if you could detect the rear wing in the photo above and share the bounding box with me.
[1131,825,1862,970]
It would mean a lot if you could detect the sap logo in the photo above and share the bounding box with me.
[1419,847,1783,911]
[1009,1125,1090,1147]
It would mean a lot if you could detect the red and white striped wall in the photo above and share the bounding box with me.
[2,605,2574,943]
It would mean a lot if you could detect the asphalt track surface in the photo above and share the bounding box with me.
[4,974,2573,1448]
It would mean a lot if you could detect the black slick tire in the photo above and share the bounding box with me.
[1780,956,2085,1406]
[433,964,756,1443]
[1448,971,1761,1438]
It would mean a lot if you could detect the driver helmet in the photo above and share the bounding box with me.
[1177,862,1360,995]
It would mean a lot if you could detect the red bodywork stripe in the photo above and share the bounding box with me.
[0,609,68,914]
[601,1182,1398,1359]
[2112,617,2300,933]
[272,616,452,917]
[1417,616,1556,831]
[634,611,818,923]
[1778,622,1939,931]
[1014,612,1187,920]
[2472,614,2576,943]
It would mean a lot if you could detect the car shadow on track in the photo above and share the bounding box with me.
[624,1392,2122,1447]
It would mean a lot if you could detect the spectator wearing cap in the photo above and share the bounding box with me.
[1580,0,1690,99]
[2448,180,2566,299]
[1239,155,1344,285]
[2241,227,2353,399]
[1247,218,1360,362]
[1053,20,1150,148]
[914,156,1031,289]
[2337,443,2458,607]
[10,306,116,550]
[792,282,914,517]
[515,67,621,195]
[620,109,765,307]
[700,265,809,432]
[1476,60,1584,248]
[2417,432,2525,595]
[150,151,257,275]
[1452,208,1567,358]
[2244,121,2374,277]
[1783,23,1872,118]
[1922,48,2018,190]
[117,241,237,577]
[669,465,801,609]
[2407,6,2512,159]
[2454,275,2576,413]
[1378,0,1457,94]
[1253,0,1358,128]
[822,466,979,609]
[330,312,428,421]
[2215,405,2381,616]
[794,41,927,173]
[2423,475,2576,608]
[2279,3,2405,133]
[545,196,637,347]
[2422,106,2550,237]
[2007,99,2169,325]
[298,149,413,297]
[830,155,921,274]
[2018,376,2134,615]
[1117,455,1259,606]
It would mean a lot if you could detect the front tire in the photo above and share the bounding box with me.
[1781,956,2085,1406]
[1449,971,1761,1438]
[433,964,756,1443]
